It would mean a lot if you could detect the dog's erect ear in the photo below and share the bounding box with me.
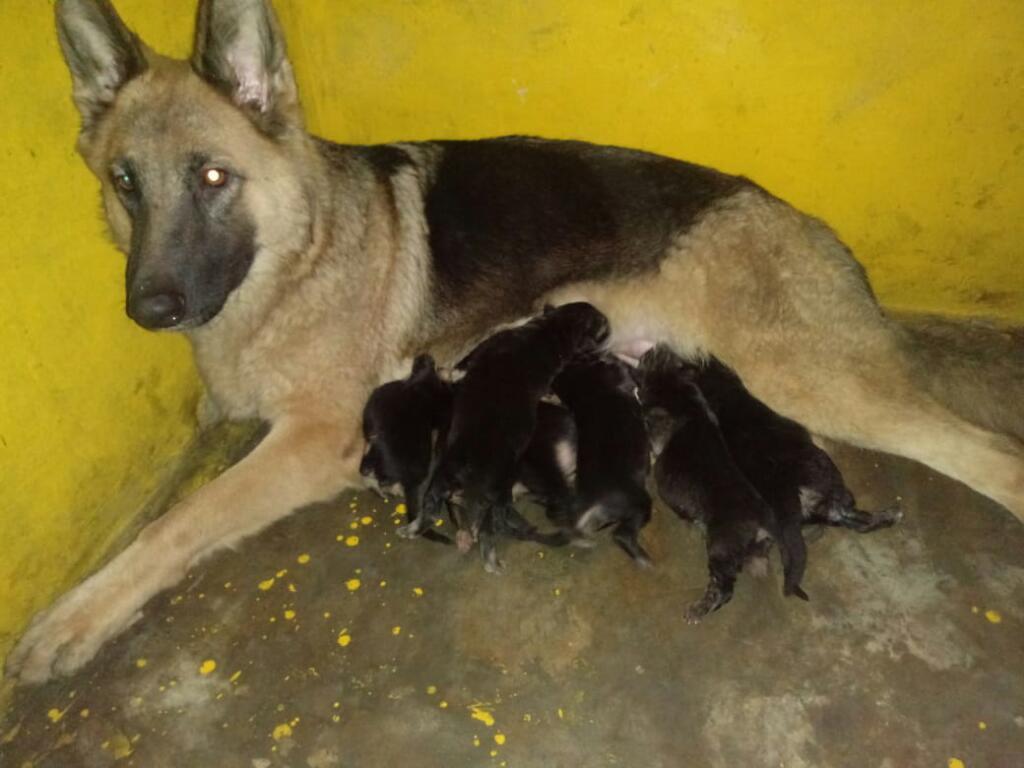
[410,354,437,379]
[191,0,300,134]
[55,0,148,131]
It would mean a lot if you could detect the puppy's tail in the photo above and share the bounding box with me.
[895,311,1024,444]
[770,506,810,601]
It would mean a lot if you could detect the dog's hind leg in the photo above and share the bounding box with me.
[5,416,361,685]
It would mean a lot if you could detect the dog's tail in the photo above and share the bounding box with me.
[895,311,1024,444]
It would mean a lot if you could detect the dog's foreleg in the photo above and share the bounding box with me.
[6,416,360,685]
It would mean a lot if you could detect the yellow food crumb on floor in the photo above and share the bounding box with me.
[971,605,979,614]
[284,610,296,620]
[380,580,388,588]
[337,631,352,647]
[223,581,232,589]
[46,708,64,723]
[985,610,1002,624]
[360,516,373,525]
[426,685,438,695]
[439,701,449,709]
[135,658,148,669]
[272,723,293,741]
[557,708,565,720]
[230,670,242,683]
[523,713,532,722]
[978,721,987,730]
[288,583,297,593]
[948,759,965,768]
[470,705,495,727]
[553,588,562,596]
[297,553,311,564]
[332,714,341,723]
[392,626,402,636]
[349,521,360,530]
[395,503,407,515]
[490,749,499,757]
[346,578,361,591]
[258,578,275,591]
[199,659,217,675]
[412,587,424,597]
[345,536,359,547]
[473,736,481,747]
[276,569,288,578]
[79,709,90,718]
[494,733,506,745]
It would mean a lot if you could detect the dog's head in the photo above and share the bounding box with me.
[360,355,451,492]
[55,0,313,331]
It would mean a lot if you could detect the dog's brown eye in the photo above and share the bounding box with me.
[114,172,134,192]
[202,167,229,188]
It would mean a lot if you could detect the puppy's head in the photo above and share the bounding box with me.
[636,344,696,407]
[544,302,611,352]
[360,354,449,491]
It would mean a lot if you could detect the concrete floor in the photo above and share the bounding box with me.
[2,431,1023,768]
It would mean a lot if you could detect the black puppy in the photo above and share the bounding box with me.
[684,355,902,536]
[360,354,454,544]
[424,302,610,572]
[552,352,653,566]
[360,358,578,541]
[637,345,808,621]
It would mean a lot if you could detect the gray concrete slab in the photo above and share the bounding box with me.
[2,437,1023,768]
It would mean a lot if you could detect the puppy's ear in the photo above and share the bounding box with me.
[411,354,437,379]
[55,0,149,131]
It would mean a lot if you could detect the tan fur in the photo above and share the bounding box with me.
[545,190,1024,514]
[7,3,1023,685]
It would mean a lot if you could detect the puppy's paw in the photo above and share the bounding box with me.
[396,522,421,539]
[455,530,475,553]
[483,557,506,575]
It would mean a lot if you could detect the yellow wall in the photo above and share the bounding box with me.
[1,0,1021,690]
[0,3,200,675]
[281,0,1024,320]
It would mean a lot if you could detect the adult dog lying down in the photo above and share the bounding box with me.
[7,0,1023,684]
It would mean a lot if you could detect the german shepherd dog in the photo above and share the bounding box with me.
[638,346,809,620]
[6,0,1023,683]
[421,302,609,572]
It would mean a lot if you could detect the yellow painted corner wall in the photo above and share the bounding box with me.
[0,2,201,679]
[280,0,1024,321]
[0,0,1021,697]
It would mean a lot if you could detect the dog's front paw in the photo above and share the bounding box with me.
[5,574,139,685]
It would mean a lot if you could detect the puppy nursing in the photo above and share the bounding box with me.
[361,305,900,622]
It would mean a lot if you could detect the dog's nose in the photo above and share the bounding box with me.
[128,288,186,329]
